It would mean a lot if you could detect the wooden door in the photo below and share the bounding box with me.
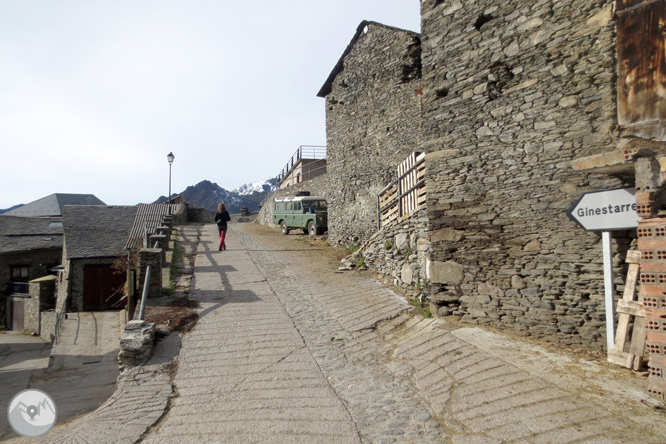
[83,265,126,311]
[11,300,24,331]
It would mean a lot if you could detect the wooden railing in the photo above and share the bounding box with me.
[377,152,426,229]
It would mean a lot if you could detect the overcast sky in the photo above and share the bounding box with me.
[0,1,421,208]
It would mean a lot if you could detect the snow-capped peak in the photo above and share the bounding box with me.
[233,178,276,195]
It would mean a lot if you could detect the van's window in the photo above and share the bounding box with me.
[310,200,327,210]
[286,202,293,211]
[294,202,301,211]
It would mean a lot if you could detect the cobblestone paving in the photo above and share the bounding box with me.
[142,224,360,444]
[236,227,444,444]
[235,223,666,444]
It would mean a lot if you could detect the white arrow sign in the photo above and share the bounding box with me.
[567,187,638,231]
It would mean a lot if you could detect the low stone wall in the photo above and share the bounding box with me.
[359,209,430,294]
[188,207,215,223]
[173,204,188,225]
[138,249,163,300]
[40,310,56,342]
[118,320,156,366]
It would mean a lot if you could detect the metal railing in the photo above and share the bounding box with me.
[278,159,328,188]
[377,152,426,230]
[137,265,151,321]
[276,145,326,184]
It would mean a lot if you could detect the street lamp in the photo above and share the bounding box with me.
[167,152,175,211]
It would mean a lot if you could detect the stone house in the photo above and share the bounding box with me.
[317,1,639,351]
[59,205,139,312]
[317,21,423,247]
[0,216,63,331]
[417,1,622,347]
[56,203,183,314]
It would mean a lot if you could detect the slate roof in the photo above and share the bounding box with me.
[5,193,106,217]
[63,206,138,259]
[125,204,179,249]
[0,216,64,254]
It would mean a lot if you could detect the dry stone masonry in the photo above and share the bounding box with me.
[313,1,629,350]
[319,21,424,247]
[418,0,628,348]
[263,0,665,362]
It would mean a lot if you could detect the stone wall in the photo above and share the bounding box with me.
[25,276,56,334]
[419,0,624,347]
[40,310,56,342]
[0,249,62,295]
[321,21,423,247]
[188,207,215,223]
[138,249,163,300]
[173,204,188,225]
[360,209,430,291]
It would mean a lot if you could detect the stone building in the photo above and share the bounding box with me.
[317,21,423,246]
[59,205,139,312]
[315,1,637,350]
[57,204,183,313]
[0,216,62,331]
[418,1,621,347]
[277,146,328,189]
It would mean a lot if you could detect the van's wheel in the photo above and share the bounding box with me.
[280,222,290,235]
[307,221,317,236]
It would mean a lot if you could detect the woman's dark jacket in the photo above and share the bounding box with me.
[215,211,231,231]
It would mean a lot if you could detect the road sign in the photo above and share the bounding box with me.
[567,187,638,231]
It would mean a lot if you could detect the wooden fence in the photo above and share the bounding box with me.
[377,152,426,229]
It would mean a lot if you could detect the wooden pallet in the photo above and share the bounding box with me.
[607,250,647,370]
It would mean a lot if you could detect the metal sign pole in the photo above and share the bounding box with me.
[602,231,615,350]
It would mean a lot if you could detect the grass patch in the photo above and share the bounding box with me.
[162,235,182,296]
[345,245,360,253]
[353,255,367,269]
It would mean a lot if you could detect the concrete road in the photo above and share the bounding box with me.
[0,311,121,442]
[0,332,51,441]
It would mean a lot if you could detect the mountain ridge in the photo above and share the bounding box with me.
[154,178,278,213]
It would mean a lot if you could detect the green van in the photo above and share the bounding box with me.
[273,196,328,235]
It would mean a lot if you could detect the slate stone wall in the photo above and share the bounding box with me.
[138,249,162,300]
[361,209,430,291]
[0,249,62,295]
[323,22,424,247]
[419,0,627,347]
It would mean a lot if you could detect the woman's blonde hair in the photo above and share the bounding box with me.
[218,203,227,213]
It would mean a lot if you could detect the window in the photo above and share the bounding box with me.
[10,265,29,282]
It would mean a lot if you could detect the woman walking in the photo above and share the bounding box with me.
[215,203,231,251]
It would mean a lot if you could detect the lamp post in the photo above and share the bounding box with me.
[167,152,175,212]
